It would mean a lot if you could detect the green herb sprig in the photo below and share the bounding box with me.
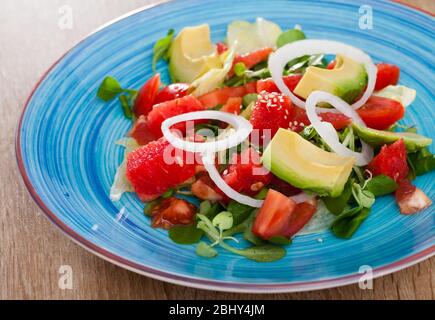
[152,29,175,73]
[97,76,138,119]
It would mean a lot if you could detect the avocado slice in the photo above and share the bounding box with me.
[294,55,368,103]
[262,129,355,197]
[352,124,432,152]
[169,24,222,84]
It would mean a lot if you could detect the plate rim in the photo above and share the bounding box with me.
[15,0,435,293]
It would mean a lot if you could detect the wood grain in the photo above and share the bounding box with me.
[0,0,433,300]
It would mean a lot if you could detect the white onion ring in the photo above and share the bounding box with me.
[268,39,377,110]
[291,192,315,204]
[305,91,374,166]
[202,152,264,208]
[161,111,253,153]
[162,111,262,207]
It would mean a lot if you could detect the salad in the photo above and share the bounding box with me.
[98,18,434,262]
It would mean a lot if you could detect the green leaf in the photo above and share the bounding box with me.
[161,189,175,199]
[268,236,292,246]
[152,29,175,73]
[198,202,224,220]
[365,175,398,196]
[277,29,306,48]
[144,200,160,216]
[242,93,258,109]
[119,94,133,119]
[243,213,265,246]
[322,179,353,215]
[406,127,418,133]
[196,242,218,258]
[98,76,123,101]
[234,62,247,77]
[255,188,269,200]
[199,201,211,215]
[226,201,254,226]
[234,245,286,262]
[332,207,371,239]
[169,224,204,245]
[212,212,234,231]
[415,155,435,175]
[352,183,375,208]
[408,148,435,178]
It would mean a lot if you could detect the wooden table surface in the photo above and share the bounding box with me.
[1,0,433,300]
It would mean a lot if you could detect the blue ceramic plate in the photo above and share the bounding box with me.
[17,0,434,292]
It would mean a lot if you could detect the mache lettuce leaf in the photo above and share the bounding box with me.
[373,85,416,107]
[227,18,282,55]
[191,49,235,96]
[110,138,140,202]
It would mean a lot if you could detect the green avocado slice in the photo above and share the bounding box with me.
[294,55,368,104]
[352,124,432,153]
[262,129,355,197]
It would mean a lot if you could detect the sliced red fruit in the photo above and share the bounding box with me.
[249,91,294,143]
[270,175,301,197]
[289,107,311,132]
[220,97,242,115]
[367,139,409,183]
[284,201,318,238]
[357,96,405,130]
[147,95,206,137]
[252,189,297,240]
[395,179,417,203]
[198,83,256,109]
[244,81,258,94]
[134,74,161,117]
[229,47,274,77]
[256,74,303,94]
[320,112,352,130]
[191,173,223,202]
[126,138,197,202]
[375,63,400,91]
[216,42,228,55]
[327,60,337,70]
[129,115,157,145]
[287,108,351,133]
[395,179,432,215]
[155,83,190,104]
[151,198,196,229]
[222,148,272,196]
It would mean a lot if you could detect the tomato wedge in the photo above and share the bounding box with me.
[155,83,190,104]
[287,107,351,132]
[220,97,242,115]
[320,112,352,130]
[357,96,405,130]
[217,42,228,55]
[256,74,303,94]
[375,63,400,91]
[134,74,161,117]
[229,47,273,77]
[129,115,157,145]
[252,189,297,240]
[151,198,196,229]
[198,83,256,108]
[284,201,317,238]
